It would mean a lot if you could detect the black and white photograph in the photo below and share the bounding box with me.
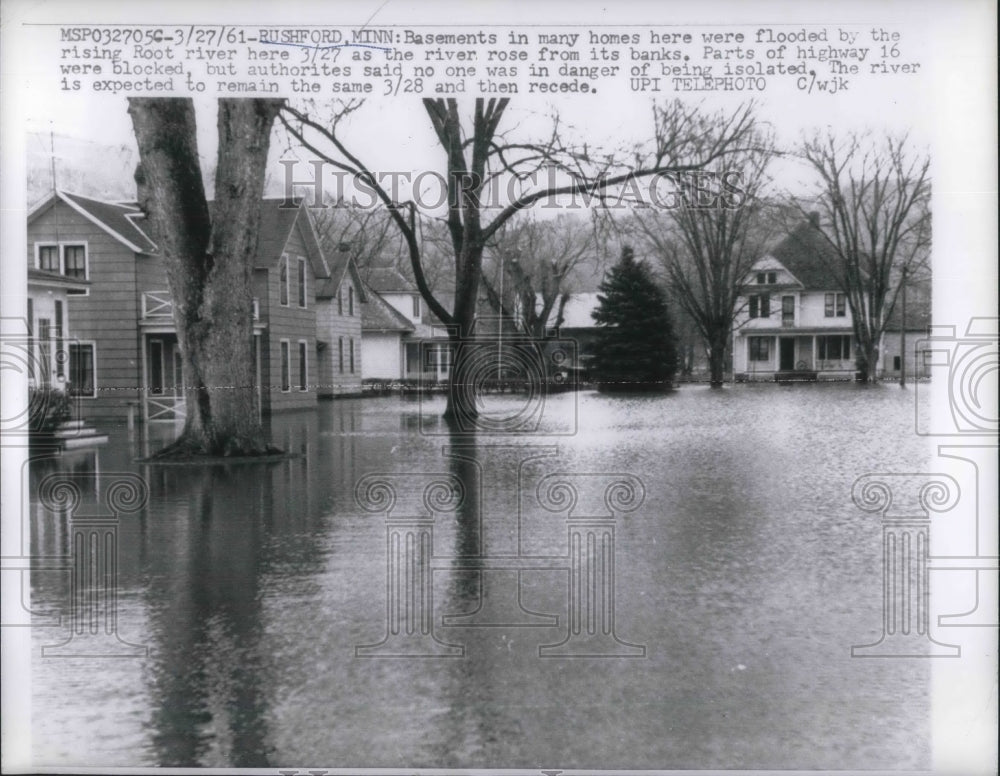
[1,1,996,773]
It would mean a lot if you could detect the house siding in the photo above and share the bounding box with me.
[316,278,363,395]
[264,220,319,411]
[361,333,403,380]
[29,201,142,419]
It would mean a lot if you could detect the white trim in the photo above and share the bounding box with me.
[297,256,307,308]
[279,254,290,307]
[279,338,291,392]
[297,339,309,392]
[68,340,98,399]
[56,191,150,253]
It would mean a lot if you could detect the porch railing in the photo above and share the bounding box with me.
[146,395,186,422]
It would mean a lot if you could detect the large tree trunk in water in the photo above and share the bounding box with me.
[129,98,283,457]
[708,340,727,388]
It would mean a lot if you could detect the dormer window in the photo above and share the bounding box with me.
[756,271,777,284]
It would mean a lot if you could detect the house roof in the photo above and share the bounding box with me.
[29,191,159,254]
[361,287,416,333]
[761,220,842,290]
[364,266,418,294]
[27,267,90,291]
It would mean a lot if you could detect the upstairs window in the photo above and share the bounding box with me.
[279,255,289,306]
[412,295,421,317]
[824,292,846,317]
[749,294,770,319]
[297,257,307,307]
[348,286,355,316]
[781,295,795,324]
[35,243,88,293]
[38,245,60,273]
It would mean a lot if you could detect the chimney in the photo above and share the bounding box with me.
[808,211,820,228]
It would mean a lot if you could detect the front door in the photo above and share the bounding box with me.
[779,338,795,371]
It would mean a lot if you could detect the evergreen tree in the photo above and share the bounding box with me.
[590,246,677,392]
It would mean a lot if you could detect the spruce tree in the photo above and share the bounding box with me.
[590,246,677,392]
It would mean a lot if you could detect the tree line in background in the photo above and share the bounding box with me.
[126,96,930,456]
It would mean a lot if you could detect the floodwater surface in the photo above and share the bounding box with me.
[28,383,933,769]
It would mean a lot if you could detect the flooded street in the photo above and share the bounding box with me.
[29,384,932,769]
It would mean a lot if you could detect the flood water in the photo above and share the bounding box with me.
[28,384,932,769]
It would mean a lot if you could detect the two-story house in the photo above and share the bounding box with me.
[28,190,364,422]
[733,216,859,381]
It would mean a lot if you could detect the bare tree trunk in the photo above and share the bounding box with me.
[129,98,283,457]
[708,335,727,388]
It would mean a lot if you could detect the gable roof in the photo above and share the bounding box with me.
[29,190,159,254]
[362,287,416,333]
[761,220,842,291]
[317,247,367,303]
[364,266,418,294]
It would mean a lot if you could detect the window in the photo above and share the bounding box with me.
[893,355,901,371]
[749,294,770,319]
[279,255,289,306]
[338,337,344,373]
[68,343,95,397]
[817,335,853,361]
[280,340,290,391]
[297,257,307,307]
[781,295,795,324]
[756,272,765,284]
[767,271,776,284]
[64,246,87,279]
[38,244,60,272]
[298,340,308,391]
[35,244,88,293]
[349,337,355,373]
[338,291,343,316]
[55,301,64,379]
[824,292,846,317]
[348,286,355,316]
[412,295,421,317]
[755,271,777,285]
[749,337,771,362]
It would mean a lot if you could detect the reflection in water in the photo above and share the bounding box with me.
[28,389,936,769]
[144,464,277,766]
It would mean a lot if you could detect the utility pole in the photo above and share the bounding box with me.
[899,265,907,388]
